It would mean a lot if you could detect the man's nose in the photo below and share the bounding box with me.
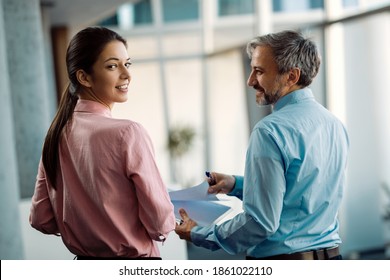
[247,72,256,87]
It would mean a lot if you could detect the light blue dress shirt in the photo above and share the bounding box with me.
[191,88,349,258]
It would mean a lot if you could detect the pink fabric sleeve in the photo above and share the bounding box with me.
[29,159,59,235]
[123,123,176,241]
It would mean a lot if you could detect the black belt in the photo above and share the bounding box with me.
[76,255,162,260]
[247,246,340,260]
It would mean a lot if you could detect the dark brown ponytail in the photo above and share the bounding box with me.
[42,85,78,188]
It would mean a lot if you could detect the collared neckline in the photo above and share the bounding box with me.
[74,99,112,118]
[273,88,314,112]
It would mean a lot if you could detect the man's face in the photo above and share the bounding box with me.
[247,45,287,106]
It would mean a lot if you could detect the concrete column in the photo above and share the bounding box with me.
[254,0,272,35]
[368,14,390,256]
[200,0,214,170]
[3,0,51,198]
[324,0,347,123]
[0,0,24,259]
[340,14,390,255]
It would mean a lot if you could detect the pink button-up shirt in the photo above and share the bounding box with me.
[30,99,175,258]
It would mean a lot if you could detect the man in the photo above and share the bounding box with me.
[175,30,349,260]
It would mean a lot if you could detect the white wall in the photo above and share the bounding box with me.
[208,50,248,174]
[339,12,390,255]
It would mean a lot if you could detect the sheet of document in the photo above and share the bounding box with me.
[169,180,232,226]
[172,200,231,227]
[169,180,218,201]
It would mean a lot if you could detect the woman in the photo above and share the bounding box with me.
[30,27,175,259]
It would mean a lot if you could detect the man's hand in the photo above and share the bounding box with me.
[207,172,236,195]
[174,208,197,242]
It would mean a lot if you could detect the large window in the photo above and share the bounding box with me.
[343,0,359,8]
[162,0,199,22]
[134,0,153,25]
[97,0,153,27]
[97,14,119,26]
[273,0,324,12]
[97,0,364,29]
[218,0,254,16]
[272,0,357,12]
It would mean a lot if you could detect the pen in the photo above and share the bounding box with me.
[205,171,216,185]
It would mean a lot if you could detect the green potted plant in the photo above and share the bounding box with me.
[167,125,196,186]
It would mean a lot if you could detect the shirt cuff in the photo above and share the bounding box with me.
[190,225,205,246]
[190,225,221,251]
[227,175,243,200]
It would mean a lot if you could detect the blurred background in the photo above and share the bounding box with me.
[1,0,389,260]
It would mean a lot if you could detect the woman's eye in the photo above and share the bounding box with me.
[125,62,132,68]
[107,65,117,69]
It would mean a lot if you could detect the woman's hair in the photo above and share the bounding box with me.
[42,27,127,189]
[246,30,321,87]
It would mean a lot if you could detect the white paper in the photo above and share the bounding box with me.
[172,200,231,227]
[169,180,218,201]
[169,180,232,226]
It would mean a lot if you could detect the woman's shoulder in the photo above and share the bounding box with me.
[105,118,149,138]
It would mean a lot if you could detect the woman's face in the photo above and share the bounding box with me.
[85,40,131,108]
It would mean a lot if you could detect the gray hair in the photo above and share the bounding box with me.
[246,30,321,87]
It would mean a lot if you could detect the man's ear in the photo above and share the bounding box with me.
[76,70,92,88]
[287,68,300,86]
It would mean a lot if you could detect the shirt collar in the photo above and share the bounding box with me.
[273,88,314,112]
[74,99,112,118]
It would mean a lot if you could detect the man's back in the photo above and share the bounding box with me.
[245,88,349,256]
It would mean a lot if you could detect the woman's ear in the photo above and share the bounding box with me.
[287,68,300,86]
[76,70,92,88]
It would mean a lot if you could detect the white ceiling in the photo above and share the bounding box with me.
[42,0,139,28]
